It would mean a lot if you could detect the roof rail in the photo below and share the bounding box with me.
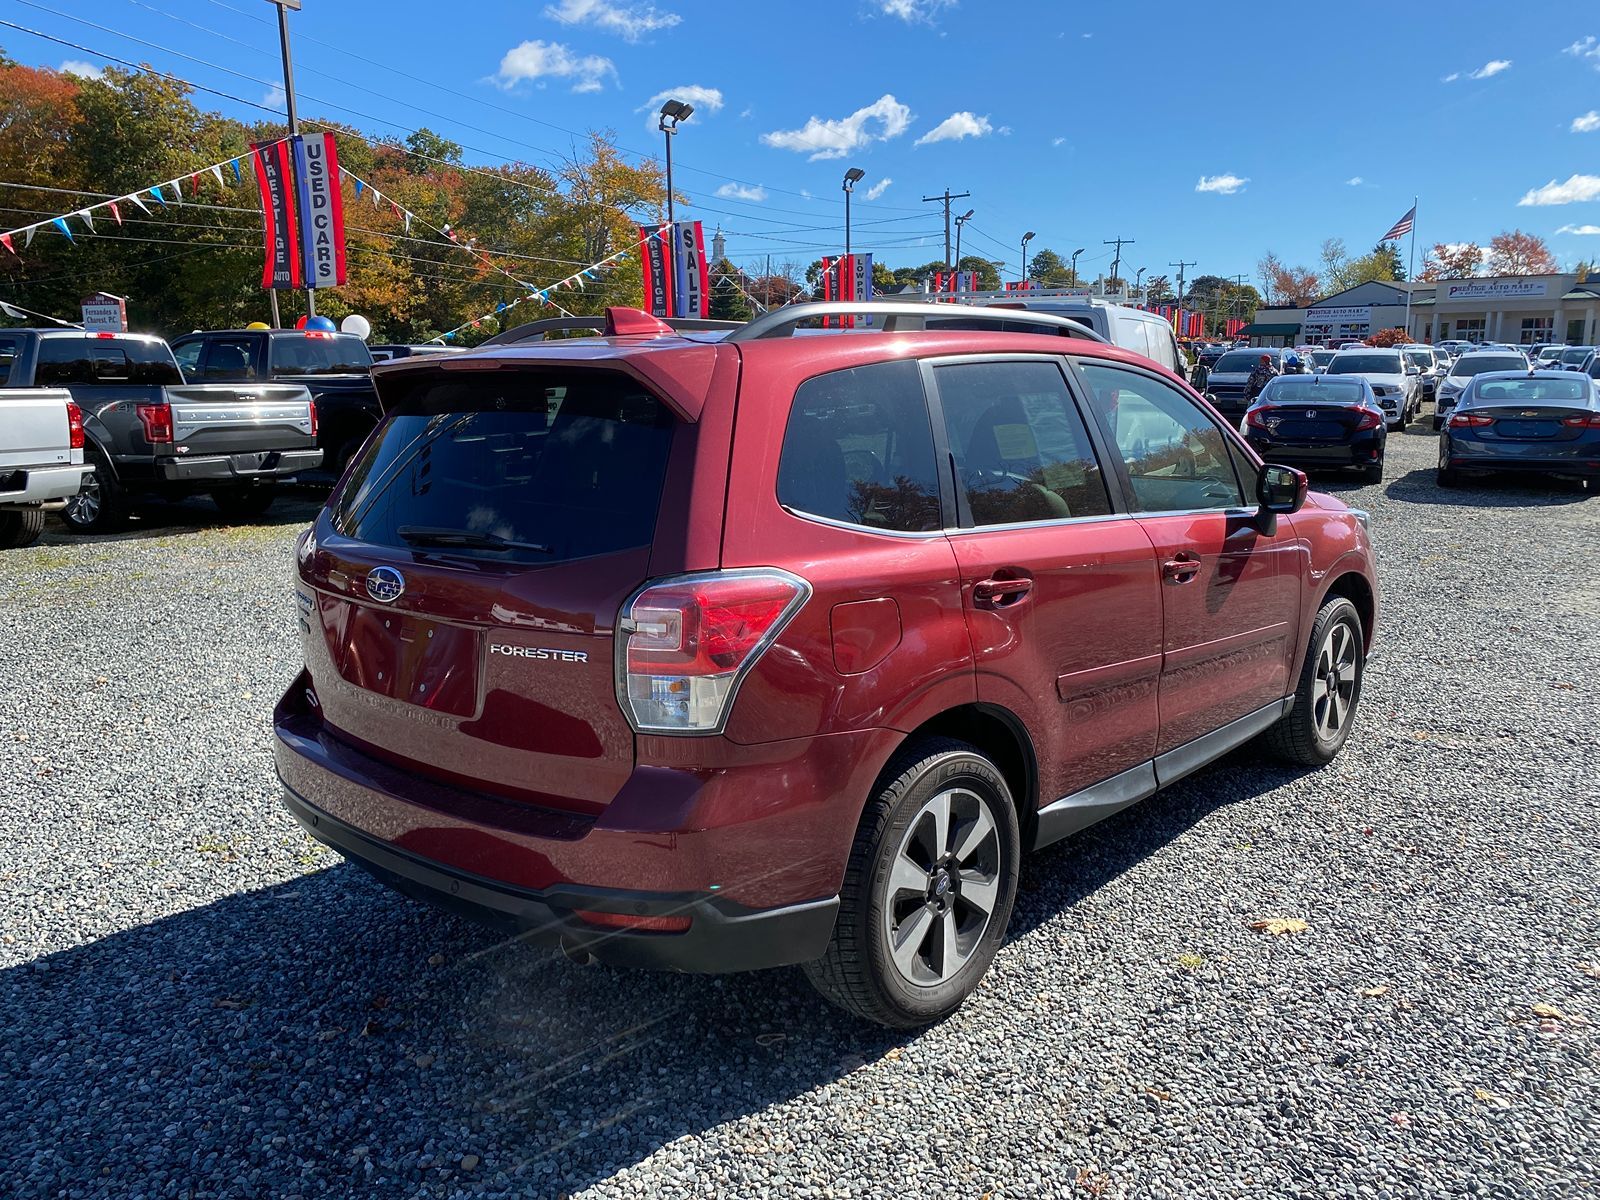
[480,314,741,347]
[722,301,1109,343]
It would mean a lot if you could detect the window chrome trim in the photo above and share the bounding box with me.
[777,503,951,540]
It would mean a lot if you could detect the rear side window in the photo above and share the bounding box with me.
[198,337,259,381]
[0,335,20,386]
[935,359,1111,525]
[777,360,941,532]
[37,337,183,385]
[269,334,374,375]
[35,337,94,385]
[333,370,674,564]
[1117,317,1153,362]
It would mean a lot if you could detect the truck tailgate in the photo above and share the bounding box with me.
[0,387,74,471]
[166,383,317,453]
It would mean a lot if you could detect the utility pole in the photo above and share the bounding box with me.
[1104,237,1135,287]
[267,0,311,323]
[1169,260,1196,308]
[922,188,972,268]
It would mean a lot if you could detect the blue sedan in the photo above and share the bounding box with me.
[1437,371,1600,487]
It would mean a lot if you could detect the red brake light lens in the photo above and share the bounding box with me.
[65,400,85,449]
[1244,407,1269,429]
[1354,408,1383,430]
[307,398,318,438]
[1449,412,1494,428]
[618,569,809,733]
[1561,412,1600,428]
[136,401,174,443]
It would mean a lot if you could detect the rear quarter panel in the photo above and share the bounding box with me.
[1283,497,1379,677]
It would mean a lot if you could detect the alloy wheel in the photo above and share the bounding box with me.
[66,472,101,525]
[882,786,1003,986]
[1312,621,1358,742]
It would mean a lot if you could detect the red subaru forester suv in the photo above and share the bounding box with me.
[276,303,1378,1028]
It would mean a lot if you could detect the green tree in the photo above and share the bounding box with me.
[709,258,753,320]
[1028,248,1070,284]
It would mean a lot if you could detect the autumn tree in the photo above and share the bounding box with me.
[1485,229,1559,276]
[1257,251,1320,306]
[1366,327,1412,347]
[1418,242,1482,281]
[1144,274,1172,302]
[1318,237,1399,292]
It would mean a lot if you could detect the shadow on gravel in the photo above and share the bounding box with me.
[1382,467,1592,508]
[38,488,326,546]
[0,751,1307,1197]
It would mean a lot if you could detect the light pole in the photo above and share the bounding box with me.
[1071,247,1085,286]
[658,99,694,225]
[953,208,974,275]
[1020,231,1035,285]
[1135,266,1146,300]
[842,167,864,256]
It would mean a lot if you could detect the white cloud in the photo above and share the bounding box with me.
[1196,173,1249,195]
[760,94,913,160]
[1469,59,1511,79]
[1565,36,1600,67]
[1518,174,1600,206]
[877,0,956,22]
[638,85,723,129]
[714,182,766,202]
[1346,176,1363,186]
[59,60,104,80]
[1557,224,1600,234]
[1573,111,1600,132]
[495,40,617,92]
[543,0,679,41]
[264,85,286,111]
[864,177,892,200]
[1052,136,1067,147]
[1441,72,1460,82]
[915,111,994,145]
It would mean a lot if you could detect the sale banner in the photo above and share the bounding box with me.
[670,221,708,318]
[293,133,347,288]
[251,140,300,289]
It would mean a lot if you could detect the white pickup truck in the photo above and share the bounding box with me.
[0,387,93,548]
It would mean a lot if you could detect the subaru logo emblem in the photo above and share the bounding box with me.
[365,566,405,604]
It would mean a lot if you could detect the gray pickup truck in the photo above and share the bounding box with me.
[0,384,93,548]
[0,330,322,531]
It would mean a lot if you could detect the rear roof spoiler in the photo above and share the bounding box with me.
[480,314,742,347]
[722,301,1109,343]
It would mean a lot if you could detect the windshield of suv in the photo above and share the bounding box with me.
[1329,354,1402,375]
[1213,351,1268,372]
[1311,350,1336,366]
[1260,378,1367,404]
[333,370,674,565]
[1404,351,1432,369]
[268,333,374,375]
[1449,354,1528,378]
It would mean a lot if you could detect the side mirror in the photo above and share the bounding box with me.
[1258,463,1308,515]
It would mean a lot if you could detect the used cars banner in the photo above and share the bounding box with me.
[251,140,301,290]
[292,133,347,289]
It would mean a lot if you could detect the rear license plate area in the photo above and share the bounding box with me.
[339,608,480,717]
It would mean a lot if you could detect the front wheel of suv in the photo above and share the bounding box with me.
[1261,595,1366,767]
[803,738,1020,1029]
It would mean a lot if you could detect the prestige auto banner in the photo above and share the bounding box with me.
[251,139,301,290]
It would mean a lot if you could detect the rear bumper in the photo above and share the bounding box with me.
[155,448,323,483]
[280,782,839,972]
[1246,435,1383,467]
[0,462,91,505]
[1443,437,1600,478]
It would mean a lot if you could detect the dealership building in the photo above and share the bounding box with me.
[1238,273,1600,347]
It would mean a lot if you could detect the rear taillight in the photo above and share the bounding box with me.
[617,568,810,734]
[65,400,85,450]
[1244,408,1269,429]
[1561,413,1600,428]
[136,401,174,443]
[307,398,318,438]
[1354,409,1383,430]
[1449,413,1494,428]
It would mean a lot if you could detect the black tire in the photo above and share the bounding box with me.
[803,738,1021,1029]
[211,486,277,522]
[1432,416,1443,432]
[1437,442,1461,488]
[1260,595,1365,767]
[0,507,45,549]
[1362,462,1384,484]
[60,450,127,534]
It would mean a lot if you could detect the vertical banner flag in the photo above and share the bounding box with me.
[852,252,873,327]
[292,133,347,288]
[251,141,301,289]
[639,225,672,317]
[670,221,709,318]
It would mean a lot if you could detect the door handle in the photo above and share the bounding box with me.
[1162,554,1201,583]
[973,577,1033,607]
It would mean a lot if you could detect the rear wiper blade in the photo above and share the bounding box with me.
[396,525,550,553]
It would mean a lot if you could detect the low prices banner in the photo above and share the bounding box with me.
[292,133,347,288]
[251,140,301,290]
[820,253,872,326]
[637,222,709,318]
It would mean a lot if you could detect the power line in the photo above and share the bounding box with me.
[1103,236,1135,284]
[921,189,971,269]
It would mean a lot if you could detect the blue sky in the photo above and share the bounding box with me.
[13,0,1600,284]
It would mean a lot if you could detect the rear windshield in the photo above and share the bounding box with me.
[1560,347,1591,364]
[1214,351,1267,372]
[1329,354,1401,374]
[332,371,674,565]
[1260,378,1366,404]
[1470,377,1590,404]
[1404,350,1432,368]
[1449,355,1526,377]
[34,336,183,385]
[268,334,374,375]
[1311,351,1337,365]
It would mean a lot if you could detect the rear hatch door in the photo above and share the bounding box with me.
[299,360,687,812]
[0,387,72,471]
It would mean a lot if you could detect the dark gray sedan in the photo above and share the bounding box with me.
[1438,371,1600,487]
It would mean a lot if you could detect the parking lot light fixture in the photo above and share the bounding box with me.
[658,99,694,225]
[842,167,865,256]
[1021,231,1035,284]
[954,209,974,276]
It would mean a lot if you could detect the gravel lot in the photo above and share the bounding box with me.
[2,425,1596,1200]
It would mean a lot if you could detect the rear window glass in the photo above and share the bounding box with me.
[1449,355,1526,377]
[268,334,373,375]
[35,336,182,385]
[0,336,20,385]
[1214,351,1267,372]
[333,371,674,565]
[1261,378,1366,404]
[777,360,941,532]
[1329,354,1401,374]
[1471,377,1589,403]
[1560,347,1591,363]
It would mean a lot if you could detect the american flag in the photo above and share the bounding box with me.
[1382,204,1416,241]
